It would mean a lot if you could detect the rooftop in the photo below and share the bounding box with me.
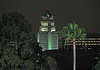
[42,9,54,20]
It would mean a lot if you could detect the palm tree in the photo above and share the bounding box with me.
[59,23,87,70]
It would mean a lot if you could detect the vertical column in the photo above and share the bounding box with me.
[37,32,39,42]
[48,24,52,50]
[73,41,76,70]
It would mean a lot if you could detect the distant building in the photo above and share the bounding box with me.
[46,33,100,70]
[58,33,100,59]
[64,33,100,50]
[37,9,58,51]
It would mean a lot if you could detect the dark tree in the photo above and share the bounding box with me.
[0,12,42,70]
[92,54,100,70]
[0,12,59,70]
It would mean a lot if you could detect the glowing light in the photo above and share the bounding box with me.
[51,22,54,26]
[88,48,92,50]
[41,28,48,31]
[48,31,52,50]
[42,16,47,20]
[37,32,39,42]
[51,28,56,32]
[49,16,53,20]
[41,22,48,26]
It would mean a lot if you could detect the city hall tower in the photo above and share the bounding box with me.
[37,9,58,51]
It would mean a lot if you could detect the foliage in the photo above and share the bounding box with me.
[59,23,87,41]
[46,56,58,70]
[0,45,20,70]
[0,12,38,70]
[37,55,59,70]
[58,23,87,70]
[92,55,100,70]
[0,12,59,70]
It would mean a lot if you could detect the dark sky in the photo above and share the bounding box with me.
[0,0,100,34]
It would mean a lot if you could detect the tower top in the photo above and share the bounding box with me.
[42,9,54,20]
[43,9,52,17]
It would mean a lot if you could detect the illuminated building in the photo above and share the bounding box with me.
[58,33,100,58]
[64,33,100,50]
[59,33,100,60]
[37,9,58,51]
[53,33,100,70]
[65,38,100,50]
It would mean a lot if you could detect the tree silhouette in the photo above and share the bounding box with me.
[0,12,59,70]
[0,12,41,70]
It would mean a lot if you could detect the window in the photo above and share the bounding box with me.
[51,22,54,26]
[51,28,56,32]
[41,22,48,26]
[41,28,48,31]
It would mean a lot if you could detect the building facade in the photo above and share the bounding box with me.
[58,33,100,60]
[37,10,58,51]
[64,33,100,51]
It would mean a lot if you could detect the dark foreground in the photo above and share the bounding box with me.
[45,49,97,70]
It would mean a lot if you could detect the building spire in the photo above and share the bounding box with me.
[42,9,54,20]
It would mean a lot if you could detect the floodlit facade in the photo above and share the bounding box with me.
[37,9,58,51]
[64,33,100,50]
[65,38,100,50]
[58,33,100,60]
[58,33,100,50]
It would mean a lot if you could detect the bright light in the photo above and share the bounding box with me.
[41,22,48,26]
[51,28,56,32]
[51,22,54,26]
[41,28,48,31]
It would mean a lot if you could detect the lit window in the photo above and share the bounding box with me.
[41,28,48,31]
[51,28,56,32]
[42,16,48,20]
[49,16,53,20]
[51,22,54,26]
[41,22,48,26]
[88,48,92,50]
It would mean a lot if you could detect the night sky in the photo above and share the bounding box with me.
[0,0,100,34]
